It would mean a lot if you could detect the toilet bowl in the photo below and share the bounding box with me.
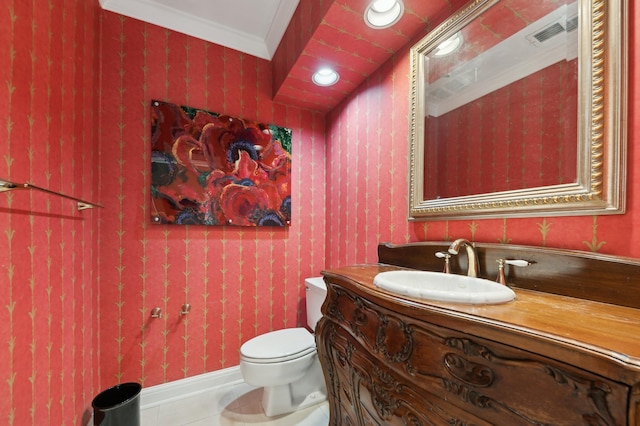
[239,277,327,417]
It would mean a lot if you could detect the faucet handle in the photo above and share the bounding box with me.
[435,251,452,273]
[496,259,532,285]
[504,259,531,267]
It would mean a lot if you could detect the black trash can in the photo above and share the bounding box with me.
[92,382,142,426]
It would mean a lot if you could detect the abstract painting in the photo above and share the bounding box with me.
[150,100,292,226]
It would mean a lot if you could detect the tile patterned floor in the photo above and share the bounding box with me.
[141,381,330,425]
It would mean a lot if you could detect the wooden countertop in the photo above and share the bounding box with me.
[322,264,640,383]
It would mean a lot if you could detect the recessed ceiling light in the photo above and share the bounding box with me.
[434,32,464,57]
[364,0,404,29]
[312,68,340,86]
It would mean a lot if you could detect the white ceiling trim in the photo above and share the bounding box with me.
[263,0,299,59]
[98,0,299,60]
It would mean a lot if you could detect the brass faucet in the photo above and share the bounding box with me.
[448,238,479,277]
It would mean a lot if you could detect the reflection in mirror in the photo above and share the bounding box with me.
[424,2,578,199]
[409,0,627,220]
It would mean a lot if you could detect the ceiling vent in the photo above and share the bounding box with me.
[528,14,579,45]
[533,22,565,43]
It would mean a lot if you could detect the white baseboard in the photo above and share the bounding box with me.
[87,366,244,426]
[140,366,243,409]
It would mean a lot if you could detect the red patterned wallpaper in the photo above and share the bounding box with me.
[271,0,334,95]
[0,0,100,424]
[326,2,639,268]
[97,11,326,388]
[0,0,638,424]
[0,1,327,422]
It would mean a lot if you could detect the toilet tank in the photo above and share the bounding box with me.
[305,277,327,330]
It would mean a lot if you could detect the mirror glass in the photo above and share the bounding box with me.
[408,0,627,220]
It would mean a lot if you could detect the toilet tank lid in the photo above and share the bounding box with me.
[305,277,326,290]
[240,327,315,359]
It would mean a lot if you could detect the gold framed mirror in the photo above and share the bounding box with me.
[408,0,627,220]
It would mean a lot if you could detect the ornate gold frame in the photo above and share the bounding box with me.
[408,0,627,220]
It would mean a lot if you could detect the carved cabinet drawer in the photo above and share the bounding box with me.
[318,284,629,425]
[318,320,494,425]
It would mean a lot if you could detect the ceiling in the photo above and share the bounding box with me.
[98,0,468,112]
[98,0,299,60]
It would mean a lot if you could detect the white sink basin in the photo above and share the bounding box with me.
[373,270,515,304]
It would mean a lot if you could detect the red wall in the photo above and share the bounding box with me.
[426,61,578,199]
[326,1,640,266]
[0,0,101,424]
[326,56,415,267]
[272,0,334,95]
[0,0,638,423]
[97,12,326,388]
[0,2,326,423]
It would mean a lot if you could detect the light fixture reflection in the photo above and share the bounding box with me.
[312,68,340,86]
[434,32,463,57]
[371,0,396,13]
[364,0,404,29]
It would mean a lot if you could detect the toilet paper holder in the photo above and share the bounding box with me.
[180,303,191,316]
[150,307,162,319]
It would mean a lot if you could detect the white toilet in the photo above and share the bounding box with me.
[240,277,328,417]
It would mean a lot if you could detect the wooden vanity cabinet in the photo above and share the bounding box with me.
[317,244,640,425]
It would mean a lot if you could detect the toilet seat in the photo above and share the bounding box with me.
[240,328,316,364]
